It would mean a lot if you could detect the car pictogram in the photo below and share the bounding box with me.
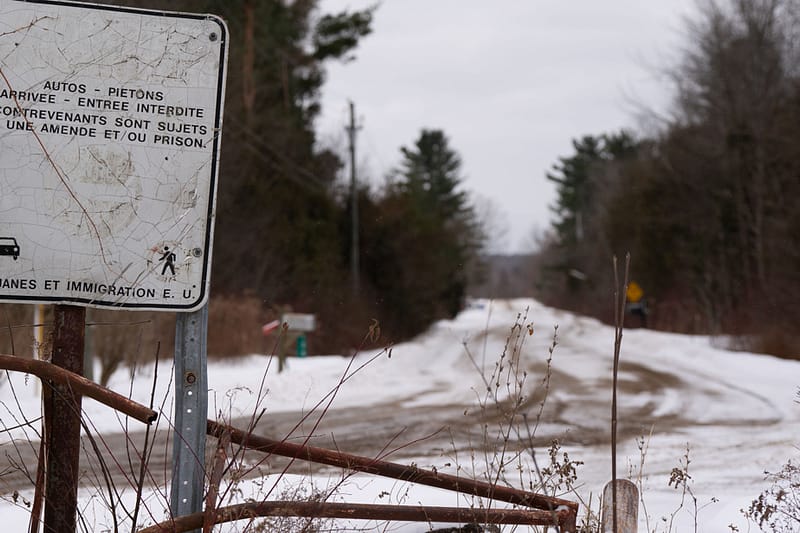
[0,237,20,260]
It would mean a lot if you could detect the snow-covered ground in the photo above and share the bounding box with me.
[1,298,798,531]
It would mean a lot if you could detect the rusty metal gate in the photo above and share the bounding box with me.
[1,354,579,532]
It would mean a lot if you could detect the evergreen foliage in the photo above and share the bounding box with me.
[362,130,485,338]
[98,1,484,350]
[547,133,637,251]
[538,0,800,355]
[547,135,602,249]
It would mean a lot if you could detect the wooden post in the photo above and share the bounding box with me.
[601,479,638,533]
[44,304,86,533]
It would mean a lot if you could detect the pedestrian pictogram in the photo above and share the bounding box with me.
[159,246,177,276]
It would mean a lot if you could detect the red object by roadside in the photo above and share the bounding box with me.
[261,320,280,336]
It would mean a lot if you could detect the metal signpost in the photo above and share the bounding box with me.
[172,305,210,523]
[0,1,228,531]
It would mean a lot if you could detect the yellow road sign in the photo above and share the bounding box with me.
[626,281,644,303]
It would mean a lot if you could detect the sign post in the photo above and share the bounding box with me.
[171,306,210,522]
[44,305,85,533]
[278,313,316,371]
[0,1,228,530]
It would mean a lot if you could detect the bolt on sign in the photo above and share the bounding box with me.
[0,0,228,311]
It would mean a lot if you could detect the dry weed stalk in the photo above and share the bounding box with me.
[458,305,585,532]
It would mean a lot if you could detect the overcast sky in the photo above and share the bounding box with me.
[316,1,700,253]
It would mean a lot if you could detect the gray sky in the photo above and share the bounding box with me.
[317,1,700,253]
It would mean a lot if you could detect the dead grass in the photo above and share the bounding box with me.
[206,293,266,359]
[741,327,800,361]
[1,295,269,385]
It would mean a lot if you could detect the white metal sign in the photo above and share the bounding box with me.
[0,0,227,311]
[282,313,316,332]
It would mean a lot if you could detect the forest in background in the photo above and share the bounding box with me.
[3,0,798,361]
[58,0,487,355]
[535,0,800,358]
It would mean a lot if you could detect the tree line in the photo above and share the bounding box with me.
[537,0,800,357]
[96,0,485,352]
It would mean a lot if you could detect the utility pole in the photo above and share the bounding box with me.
[346,101,360,294]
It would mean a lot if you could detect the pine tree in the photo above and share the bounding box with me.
[362,130,484,337]
[547,135,603,249]
[546,132,636,250]
[206,0,374,301]
[399,130,470,220]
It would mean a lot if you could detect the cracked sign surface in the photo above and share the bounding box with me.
[0,1,228,311]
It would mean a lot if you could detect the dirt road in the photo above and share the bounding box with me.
[0,357,730,496]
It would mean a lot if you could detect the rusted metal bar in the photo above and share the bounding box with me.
[207,420,578,517]
[203,429,230,533]
[138,500,574,533]
[0,354,158,424]
[44,304,85,533]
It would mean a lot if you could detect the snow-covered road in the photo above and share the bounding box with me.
[1,298,797,531]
